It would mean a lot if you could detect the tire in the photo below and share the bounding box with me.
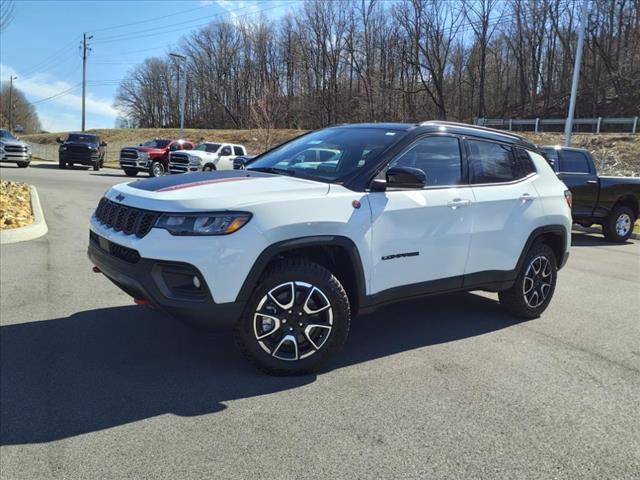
[17,161,30,168]
[603,206,635,243]
[58,160,66,169]
[577,221,592,228]
[149,161,165,177]
[234,257,351,376]
[123,168,138,177]
[92,161,100,171]
[202,164,216,172]
[499,242,558,319]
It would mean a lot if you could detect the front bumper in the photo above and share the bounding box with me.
[60,151,100,165]
[169,162,201,174]
[120,158,149,170]
[1,152,31,163]
[88,234,242,329]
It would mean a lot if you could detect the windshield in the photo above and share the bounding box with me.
[196,143,221,153]
[142,139,171,148]
[247,127,404,182]
[0,129,17,141]
[67,134,97,144]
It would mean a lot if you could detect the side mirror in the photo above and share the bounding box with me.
[386,166,426,189]
[100,141,107,147]
[56,137,63,144]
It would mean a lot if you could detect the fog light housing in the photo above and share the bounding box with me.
[193,275,201,289]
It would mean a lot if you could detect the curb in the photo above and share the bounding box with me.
[0,186,48,244]
[572,224,639,240]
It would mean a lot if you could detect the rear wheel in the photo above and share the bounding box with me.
[603,206,635,243]
[123,168,138,177]
[234,258,351,375]
[150,161,165,177]
[499,242,558,319]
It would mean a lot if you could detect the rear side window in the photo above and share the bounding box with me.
[558,150,591,174]
[389,136,462,186]
[515,149,537,177]
[233,146,244,156]
[467,140,519,184]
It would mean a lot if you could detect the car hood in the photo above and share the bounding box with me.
[127,146,163,153]
[105,171,330,211]
[1,139,28,147]
[63,142,97,148]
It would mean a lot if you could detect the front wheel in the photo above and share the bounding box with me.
[499,242,558,319]
[202,164,216,172]
[123,168,138,177]
[603,206,635,243]
[58,160,66,169]
[92,161,100,171]
[17,161,30,168]
[234,258,351,375]
[149,161,165,177]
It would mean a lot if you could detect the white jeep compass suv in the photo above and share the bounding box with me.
[88,122,572,375]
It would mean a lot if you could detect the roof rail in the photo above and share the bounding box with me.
[419,120,527,141]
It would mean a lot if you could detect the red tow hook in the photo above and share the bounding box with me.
[92,266,101,273]
[134,298,149,306]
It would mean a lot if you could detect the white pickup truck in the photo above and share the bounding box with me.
[169,142,247,174]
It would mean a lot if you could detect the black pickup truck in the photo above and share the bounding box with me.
[541,146,639,242]
[57,133,107,171]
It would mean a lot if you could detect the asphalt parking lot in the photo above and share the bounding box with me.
[1,162,639,479]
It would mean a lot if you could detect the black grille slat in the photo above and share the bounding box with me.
[93,197,158,238]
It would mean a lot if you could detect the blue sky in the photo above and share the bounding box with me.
[0,0,293,132]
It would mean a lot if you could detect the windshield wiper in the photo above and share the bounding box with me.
[249,167,295,176]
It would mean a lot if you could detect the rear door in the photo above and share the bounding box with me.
[554,149,598,218]
[465,139,544,276]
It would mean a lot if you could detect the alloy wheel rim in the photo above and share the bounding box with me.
[615,213,631,237]
[523,255,553,308]
[153,163,165,176]
[253,281,333,361]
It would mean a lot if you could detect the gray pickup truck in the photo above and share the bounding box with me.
[0,129,31,168]
[541,146,639,242]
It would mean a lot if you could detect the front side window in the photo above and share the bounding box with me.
[467,140,518,184]
[387,136,463,187]
[248,127,404,183]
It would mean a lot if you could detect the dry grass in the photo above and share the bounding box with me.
[0,181,33,230]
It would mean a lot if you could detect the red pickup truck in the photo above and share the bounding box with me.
[119,138,195,177]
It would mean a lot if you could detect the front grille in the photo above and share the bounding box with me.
[170,153,190,165]
[90,231,141,263]
[94,197,159,238]
[120,149,139,160]
[4,145,27,153]
[68,145,90,154]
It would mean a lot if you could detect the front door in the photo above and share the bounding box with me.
[368,135,473,296]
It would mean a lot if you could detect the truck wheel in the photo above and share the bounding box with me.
[202,164,216,172]
[17,161,30,168]
[150,161,165,177]
[92,161,100,171]
[498,242,558,319]
[58,160,66,169]
[603,206,635,243]
[123,168,138,177]
[234,257,351,376]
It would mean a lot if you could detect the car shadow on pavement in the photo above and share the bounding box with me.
[30,163,90,171]
[571,232,633,247]
[1,292,525,446]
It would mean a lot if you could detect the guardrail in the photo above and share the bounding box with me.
[476,117,638,134]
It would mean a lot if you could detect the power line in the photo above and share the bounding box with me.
[18,36,81,78]
[30,83,81,105]
[89,3,211,33]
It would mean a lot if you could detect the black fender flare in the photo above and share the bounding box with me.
[235,235,367,307]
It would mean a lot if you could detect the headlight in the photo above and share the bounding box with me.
[60,146,67,151]
[0,143,4,153]
[188,155,201,165]
[139,152,149,160]
[155,212,251,236]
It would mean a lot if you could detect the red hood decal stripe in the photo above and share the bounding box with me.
[156,176,253,192]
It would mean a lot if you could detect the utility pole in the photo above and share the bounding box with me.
[564,0,588,147]
[170,52,186,138]
[81,32,93,132]
[8,75,17,132]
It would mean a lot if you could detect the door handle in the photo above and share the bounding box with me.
[519,193,534,201]
[447,198,471,209]
[587,180,597,184]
